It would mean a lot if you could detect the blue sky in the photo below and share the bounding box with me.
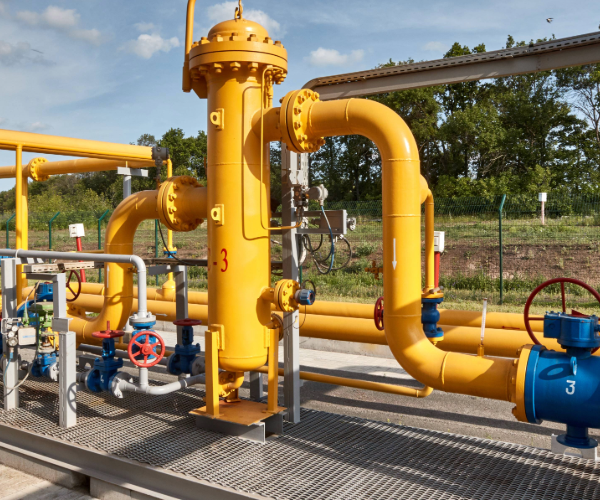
[0,0,598,192]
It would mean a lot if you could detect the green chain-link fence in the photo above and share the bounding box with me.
[3,193,600,307]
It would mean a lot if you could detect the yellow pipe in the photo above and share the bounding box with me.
[69,190,159,343]
[256,366,433,398]
[0,158,155,180]
[292,97,516,402]
[15,145,24,299]
[166,159,174,286]
[66,179,207,345]
[73,283,546,335]
[424,190,435,292]
[0,129,154,161]
[69,292,582,361]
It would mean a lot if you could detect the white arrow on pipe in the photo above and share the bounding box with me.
[392,238,397,270]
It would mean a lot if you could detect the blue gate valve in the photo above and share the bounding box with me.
[167,318,202,376]
[422,297,444,341]
[85,322,125,393]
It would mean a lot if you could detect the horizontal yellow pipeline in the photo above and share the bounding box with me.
[255,366,432,397]
[0,129,154,161]
[74,283,543,333]
[0,158,156,180]
[69,293,562,360]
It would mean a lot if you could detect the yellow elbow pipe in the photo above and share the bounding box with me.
[68,179,207,345]
[69,190,159,343]
[293,97,516,402]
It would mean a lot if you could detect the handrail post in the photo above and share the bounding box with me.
[498,195,507,305]
[97,209,110,281]
[48,212,60,251]
[5,213,15,248]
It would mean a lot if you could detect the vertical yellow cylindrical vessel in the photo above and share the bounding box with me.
[187,15,287,372]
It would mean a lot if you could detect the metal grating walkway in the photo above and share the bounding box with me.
[1,377,600,499]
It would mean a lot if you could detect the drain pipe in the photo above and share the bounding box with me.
[110,370,205,398]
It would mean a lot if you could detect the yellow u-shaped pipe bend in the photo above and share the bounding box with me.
[273,97,517,403]
[69,177,207,345]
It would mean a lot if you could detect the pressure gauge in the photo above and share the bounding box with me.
[6,331,17,347]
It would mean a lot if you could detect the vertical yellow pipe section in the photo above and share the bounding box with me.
[186,14,287,372]
[424,190,435,292]
[279,97,517,402]
[15,145,24,298]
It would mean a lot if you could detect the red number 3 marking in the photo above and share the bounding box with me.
[221,248,228,272]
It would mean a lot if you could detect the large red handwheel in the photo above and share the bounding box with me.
[65,270,82,302]
[523,277,600,349]
[128,331,165,368]
[374,296,384,331]
[173,319,202,327]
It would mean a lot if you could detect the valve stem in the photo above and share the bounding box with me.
[478,298,488,357]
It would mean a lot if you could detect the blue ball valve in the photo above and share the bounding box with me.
[295,288,316,307]
[518,278,600,450]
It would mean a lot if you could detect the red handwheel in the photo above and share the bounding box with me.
[128,331,166,368]
[374,296,384,331]
[524,277,600,349]
[65,270,82,302]
[172,319,202,327]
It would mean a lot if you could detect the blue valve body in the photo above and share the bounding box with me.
[422,297,444,339]
[30,352,57,378]
[86,337,123,393]
[296,289,315,306]
[167,323,201,375]
[523,312,600,449]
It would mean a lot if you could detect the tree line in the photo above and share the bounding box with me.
[0,35,598,213]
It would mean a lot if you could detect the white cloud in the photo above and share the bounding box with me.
[134,22,156,33]
[0,1,8,16]
[28,121,49,132]
[123,34,180,59]
[0,40,48,65]
[423,41,448,53]
[305,47,364,67]
[207,2,284,37]
[16,6,79,29]
[71,28,102,46]
[14,5,102,45]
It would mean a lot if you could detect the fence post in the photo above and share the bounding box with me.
[498,195,507,305]
[97,209,110,281]
[48,212,60,250]
[5,213,15,248]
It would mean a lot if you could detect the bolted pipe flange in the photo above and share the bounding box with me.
[157,176,205,232]
[274,279,301,312]
[280,89,325,154]
[28,157,49,182]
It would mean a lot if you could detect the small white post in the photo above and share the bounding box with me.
[539,192,547,225]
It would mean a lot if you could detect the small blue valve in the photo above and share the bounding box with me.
[296,289,316,306]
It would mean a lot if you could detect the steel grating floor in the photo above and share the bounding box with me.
[1,377,600,500]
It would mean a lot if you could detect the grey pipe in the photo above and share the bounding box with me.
[112,371,205,397]
[0,248,149,317]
